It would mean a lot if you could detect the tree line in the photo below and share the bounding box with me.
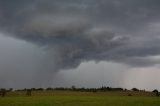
[0,86,159,97]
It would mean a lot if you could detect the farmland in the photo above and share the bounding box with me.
[0,90,160,106]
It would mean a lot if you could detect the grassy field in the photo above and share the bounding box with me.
[0,91,160,106]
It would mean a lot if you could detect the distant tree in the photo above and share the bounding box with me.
[106,87,111,91]
[72,85,76,90]
[100,86,111,91]
[37,88,44,91]
[152,89,159,96]
[26,89,32,96]
[1,89,6,97]
[132,88,139,91]
[152,89,158,93]
[46,87,53,91]
[9,88,13,92]
[124,89,128,92]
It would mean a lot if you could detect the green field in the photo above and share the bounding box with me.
[0,91,160,106]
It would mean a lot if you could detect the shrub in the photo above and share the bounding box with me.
[132,88,139,91]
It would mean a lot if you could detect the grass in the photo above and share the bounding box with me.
[0,91,160,106]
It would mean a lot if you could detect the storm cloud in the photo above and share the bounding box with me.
[1,0,160,71]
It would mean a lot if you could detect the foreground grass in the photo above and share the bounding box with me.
[0,95,160,106]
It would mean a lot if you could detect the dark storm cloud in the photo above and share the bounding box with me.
[0,0,160,71]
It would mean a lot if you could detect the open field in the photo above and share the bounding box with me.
[0,91,160,106]
[1,96,160,106]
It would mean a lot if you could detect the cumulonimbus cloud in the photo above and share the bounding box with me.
[1,0,160,71]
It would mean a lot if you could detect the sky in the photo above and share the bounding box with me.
[0,0,160,90]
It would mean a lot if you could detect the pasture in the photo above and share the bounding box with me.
[0,90,160,106]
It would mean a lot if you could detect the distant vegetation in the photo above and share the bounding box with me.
[0,86,159,97]
[1,87,160,106]
[15,86,124,92]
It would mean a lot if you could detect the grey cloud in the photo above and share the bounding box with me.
[0,0,160,71]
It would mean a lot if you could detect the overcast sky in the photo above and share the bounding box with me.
[0,0,160,90]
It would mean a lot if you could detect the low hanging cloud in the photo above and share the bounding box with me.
[1,0,160,71]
